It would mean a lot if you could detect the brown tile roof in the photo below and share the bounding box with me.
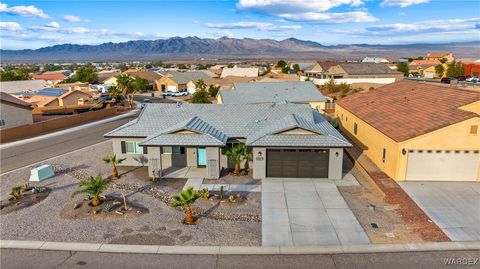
[0,92,33,109]
[410,59,440,65]
[129,71,163,83]
[336,80,480,142]
[32,73,67,81]
[427,52,451,58]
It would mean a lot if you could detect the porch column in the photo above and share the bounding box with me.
[253,147,266,179]
[206,147,220,179]
[328,148,343,180]
[147,146,162,178]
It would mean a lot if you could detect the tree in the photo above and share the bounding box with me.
[116,74,134,97]
[224,144,253,175]
[69,67,98,84]
[324,78,339,93]
[151,60,163,67]
[435,64,445,78]
[281,66,291,74]
[396,62,409,77]
[439,58,448,64]
[71,175,109,206]
[118,63,128,72]
[0,68,31,81]
[10,185,24,200]
[208,84,220,97]
[191,89,210,103]
[227,63,235,68]
[339,82,350,95]
[446,61,465,78]
[276,60,287,68]
[102,154,126,179]
[170,186,201,225]
[292,64,300,73]
[107,86,122,103]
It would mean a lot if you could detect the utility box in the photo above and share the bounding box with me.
[29,164,55,182]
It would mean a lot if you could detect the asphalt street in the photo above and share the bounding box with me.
[1,249,479,269]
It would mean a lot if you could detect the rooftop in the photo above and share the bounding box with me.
[337,80,480,142]
[0,80,48,94]
[221,67,259,78]
[36,88,68,97]
[165,71,213,84]
[0,92,32,109]
[336,63,401,75]
[32,73,67,81]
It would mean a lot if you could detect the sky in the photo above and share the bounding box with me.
[0,0,479,50]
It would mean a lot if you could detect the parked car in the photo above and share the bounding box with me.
[162,90,176,96]
[457,76,467,81]
[466,76,478,83]
[441,77,454,84]
[172,91,188,97]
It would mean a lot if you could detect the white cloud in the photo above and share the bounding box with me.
[0,3,49,19]
[0,22,22,32]
[235,0,375,23]
[209,30,235,38]
[70,27,89,34]
[205,21,301,31]
[380,0,429,8]
[62,14,88,22]
[45,21,60,28]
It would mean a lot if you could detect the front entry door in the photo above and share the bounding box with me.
[197,147,207,167]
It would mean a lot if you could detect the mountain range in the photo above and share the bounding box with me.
[1,36,478,62]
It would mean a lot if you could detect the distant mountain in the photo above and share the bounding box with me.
[1,36,478,62]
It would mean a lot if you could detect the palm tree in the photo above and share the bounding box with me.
[103,154,126,179]
[107,86,122,103]
[170,186,201,225]
[116,74,134,97]
[224,144,253,175]
[71,175,109,206]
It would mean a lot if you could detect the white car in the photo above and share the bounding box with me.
[173,91,188,96]
[466,76,478,82]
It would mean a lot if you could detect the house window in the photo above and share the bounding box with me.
[163,146,183,154]
[470,125,478,135]
[354,123,358,135]
[122,141,145,154]
[0,119,5,127]
[382,148,386,163]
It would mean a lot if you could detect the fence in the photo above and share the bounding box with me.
[301,76,398,85]
[0,107,118,143]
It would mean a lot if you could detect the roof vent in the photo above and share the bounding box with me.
[176,101,182,107]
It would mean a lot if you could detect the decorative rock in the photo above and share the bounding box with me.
[115,211,124,215]
[73,203,81,210]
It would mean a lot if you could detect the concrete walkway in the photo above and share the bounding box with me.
[183,178,261,192]
[262,178,369,246]
[399,181,480,241]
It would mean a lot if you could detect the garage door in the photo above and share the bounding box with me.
[267,149,329,178]
[406,150,480,181]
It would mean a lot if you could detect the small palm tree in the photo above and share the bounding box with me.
[224,144,253,175]
[71,175,109,206]
[10,185,24,200]
[170,186,201,225]
[103,154,126,179]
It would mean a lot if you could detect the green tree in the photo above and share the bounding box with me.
[75,67,99,83]
[71,175,109,206]
[396,62,409,77]
[102,154,126,179]
[116,74,134,97]
[0,68,31,81]
[208,84,220,97]
[339,82,350,95]
[439,58,448,64]
[292,64,300,73]
[118,63,128,72]
[107,86,122,103]
[281,66,291,74]
[224,144,253,175]
[324,78,339,93]
[446,61,465,78]
[191,79,210,103]
[227,63,235,68]
[151,60,163,67]
[276,60,287,68]
[170,186,201,225]
[435,64,445,78]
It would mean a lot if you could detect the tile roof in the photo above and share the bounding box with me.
[336,63,401,75]
[166,71,213,84]
[336,80,480,142]
[0,92,33,109]
[0,80,48,94]
[32,73,67,81]
[105,103,350,148]
[221,67,259,78]
[129,71,163,83]
[410,59,440,65]
[427,52,451,58]
[220,81,326,104]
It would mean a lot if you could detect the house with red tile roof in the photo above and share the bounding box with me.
[425,52,455,63]
[31,73,67,83]
[0,92,33,129]
[336,80,480,182]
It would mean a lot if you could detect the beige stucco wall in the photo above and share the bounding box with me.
[0,103,33,129]
[60,92,91,106]
[252,147,266,179]
[112,138,148,166]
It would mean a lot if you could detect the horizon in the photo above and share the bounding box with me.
[1,0,479,50]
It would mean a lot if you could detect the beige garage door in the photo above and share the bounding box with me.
[406,149,480,181]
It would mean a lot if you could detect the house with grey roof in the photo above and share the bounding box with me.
[155,71,213,94]
[217,81,331,111]
[104,103,350,180]
[327,63,404,80]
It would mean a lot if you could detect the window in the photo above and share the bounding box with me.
[121,141,145,154]
[382,148,386,163]
[470,125,478,135]
[163,146,183,154]
[353,123,358,135]
[0,119,5,126]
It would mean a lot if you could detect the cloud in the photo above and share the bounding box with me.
[0,22,22,31]
[0,3,49,19]
[45,21,60,29]
[209,30,235,38]
[380,0,429,8]
[205,21,301,31]
[62,14,89,22]
[235,0,375,23]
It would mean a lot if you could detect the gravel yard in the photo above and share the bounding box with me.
[0,141,261,246]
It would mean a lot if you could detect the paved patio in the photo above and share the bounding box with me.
[183,178,261,192]
[261,178,370,246]
[399,181,480,241]
[162,167,206,178]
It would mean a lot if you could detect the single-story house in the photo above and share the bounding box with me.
[0,92,33,129]
[289,62,317,71]
[361,57,388,64]
[336,80,480,182]
[217,81,330,111]
[155,71,213,94]
[104,103,350,180]
[408,64,435,77]
[0,79,49,94]
[31,73,67,83]
[97,70,121,83]
[326,63,404,80]
[207,76,258,90]
[24,88,91,107]
[221,66,259,78]
[304,62,339,78]
[410,59,441,66]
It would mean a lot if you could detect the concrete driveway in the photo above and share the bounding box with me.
[262,178,369,246]
[399,182,480,241]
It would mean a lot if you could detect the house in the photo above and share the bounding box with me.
[103,76,118,86]
[423,64,447,78]
[207,76,258,90]
[0,80,49,94]
[304,62,339,78]
[425,52,455,63]
[97,70,121,83]
[408,64,435,77]
[129,71,163,90]
[155,71,213,94]
[31,73,67,83]
[410,59,441,66]
[217,81,330,111]
[104,103,351,180]
[327,63,404,80]
[220,66,259,78]
[289,62,317,71]
[24,88,92,107]
[0,92,33,129]
[336,80,480,182]
[463,63,480,77]
[361,57,388,64]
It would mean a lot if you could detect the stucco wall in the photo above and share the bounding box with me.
[252,147,266,179]
[328,148,343,180]
[206,147,220,179]
[0,103,33,129]
[112,137,148,166]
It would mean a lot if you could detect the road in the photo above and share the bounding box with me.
[1,249,478,269]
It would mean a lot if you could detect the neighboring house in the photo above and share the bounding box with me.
[31,73,67,83]
[217,81,330,111]
[103,76,118,86]
[423,64,447,78]
[289,62,317,71]
[56,90,92,106]
[327,63,404,80]
[207,76,257,90]
[410,59,441,66]
[97,70,121,83]
[463,63,480,77]
[0,80,49,94]
[129,71,163,90]
[221,66,259,78]
[409,64,435,77]
[0,92,33,129]
[361,57,388,63]
[336,80,480,182]
[155,71,213,94]
[24,88,91,107]
[425,52,455,63]
[104,103,350,180]
[304,62,339,78]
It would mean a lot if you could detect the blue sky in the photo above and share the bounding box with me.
[0,0,479,50]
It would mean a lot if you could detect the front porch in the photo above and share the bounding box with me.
[162,166,207,178]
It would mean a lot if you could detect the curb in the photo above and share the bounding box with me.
[1,240,479,255]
